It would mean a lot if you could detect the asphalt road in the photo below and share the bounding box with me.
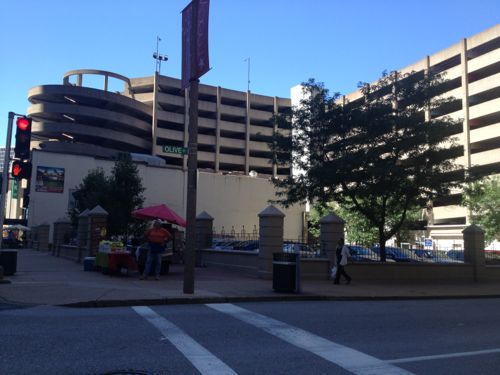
[1,298,500,375]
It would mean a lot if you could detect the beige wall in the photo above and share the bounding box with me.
[197,172,304,238]
[28,150,304,241]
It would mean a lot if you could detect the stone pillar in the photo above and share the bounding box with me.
[463,224,486,281]
[77,209,90,248]
[37,223,50,252]
[52,217,72,256]
[86,206,109,258]
[320,212,345,266]
[258,205,285,279]
[196,211,214,267]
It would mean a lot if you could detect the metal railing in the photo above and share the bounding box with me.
[344,243,467,264]
[212,225,259,242]
[485,250,500,265]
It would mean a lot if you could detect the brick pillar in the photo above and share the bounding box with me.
[37,223,50,252]
[258,205,285,279]
[87,206,108,257]
[463,224,486,281]
[77,209,90,248]
[196,211,214,267]
[53,217,72,257]
[320,212,345,266]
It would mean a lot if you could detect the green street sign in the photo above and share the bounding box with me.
[163,145,188,155]
[12,179,18,199]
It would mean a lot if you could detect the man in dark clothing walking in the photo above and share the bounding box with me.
[334,238,352,285]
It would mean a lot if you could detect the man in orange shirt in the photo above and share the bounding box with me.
[140,220,171,280]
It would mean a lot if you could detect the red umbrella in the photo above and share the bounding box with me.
[132,204,186,227]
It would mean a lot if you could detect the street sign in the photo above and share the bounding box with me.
[162,145,188,155]
[424,238,433,247]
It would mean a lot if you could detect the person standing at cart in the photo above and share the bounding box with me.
[140,220,171,280]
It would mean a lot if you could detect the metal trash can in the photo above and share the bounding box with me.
[0,250,18,276]
[273,252,298,292]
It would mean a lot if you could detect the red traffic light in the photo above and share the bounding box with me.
[16,117,31,131]
[12,163,22,177]
[11,160,31,179]
[14,116,32,160]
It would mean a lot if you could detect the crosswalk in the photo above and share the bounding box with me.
[133,303,415,375]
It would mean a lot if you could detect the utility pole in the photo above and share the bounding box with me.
[0,112,14,249]
[183,0,200,294]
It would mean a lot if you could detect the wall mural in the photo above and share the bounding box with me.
[35,166,65,193]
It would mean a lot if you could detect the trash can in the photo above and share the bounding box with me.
[0,250,18,276]
[83,257,96,272]
[273,252,297,292]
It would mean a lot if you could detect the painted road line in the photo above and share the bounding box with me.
[132,306,237,375]
[207,303,414,375]
[387,348,500,364]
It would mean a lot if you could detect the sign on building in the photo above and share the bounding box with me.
[35,166,65,193]
[163,145,188,155]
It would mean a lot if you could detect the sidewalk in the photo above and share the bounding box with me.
[1,249,500,308]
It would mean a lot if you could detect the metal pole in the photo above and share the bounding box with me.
[183,0,199,294]
[0,112,14,249]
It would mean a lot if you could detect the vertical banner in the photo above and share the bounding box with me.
[181,2,192,89]
[181,0,210,88]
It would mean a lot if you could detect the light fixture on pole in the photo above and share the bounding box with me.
[153,36,169,74]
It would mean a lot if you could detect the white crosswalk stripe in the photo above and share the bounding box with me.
[207,303,415,375]
[132,306,237,375]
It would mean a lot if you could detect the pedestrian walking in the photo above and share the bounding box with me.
[140,220,171,280]
[334,238,352,285]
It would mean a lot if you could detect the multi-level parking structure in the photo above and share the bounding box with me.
[27,70,292,177]
[342,24,500,230]
[27,69,153,158]
[130,74,292,177]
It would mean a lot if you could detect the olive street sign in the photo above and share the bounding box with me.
[163,145,188,155]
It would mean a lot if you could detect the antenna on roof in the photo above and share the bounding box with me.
[244,57,250,92]
[153,36,169,74]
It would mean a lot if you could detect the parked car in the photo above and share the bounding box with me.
[283,242,319,258]
[347,245,379,262]
[410,249,436,263]
[412,249,462,263]
[233,240,259,251]
[212,239,240,250]
[371,246,420,262]
[446,250,465,262]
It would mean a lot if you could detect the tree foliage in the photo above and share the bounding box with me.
[308,202,421,246]
[308,202,378,245]
[271,72,465,261]
[463,175,500,243]
[70,153,145,237]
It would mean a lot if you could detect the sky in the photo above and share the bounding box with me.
[0,0,499,146]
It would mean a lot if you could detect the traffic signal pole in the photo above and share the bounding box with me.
[0,112,15,249]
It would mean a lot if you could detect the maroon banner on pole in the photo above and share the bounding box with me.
[181,2,193,89]
[181,0,210,89]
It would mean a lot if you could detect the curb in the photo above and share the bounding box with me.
[60,293,500,308]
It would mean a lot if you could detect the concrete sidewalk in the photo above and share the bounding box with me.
[1,249,500,308]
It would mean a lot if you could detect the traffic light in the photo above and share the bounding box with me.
[22,188,30,208]
[11,160,31,179]
[14,116,32,160]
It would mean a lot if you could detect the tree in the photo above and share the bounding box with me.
[107,153,145,236]
[69,168,109,227]
[70,153,145,237]
[308,202,378,245]
[308,201,421,246]
[463,176,500,243]
[271,72,465,261]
